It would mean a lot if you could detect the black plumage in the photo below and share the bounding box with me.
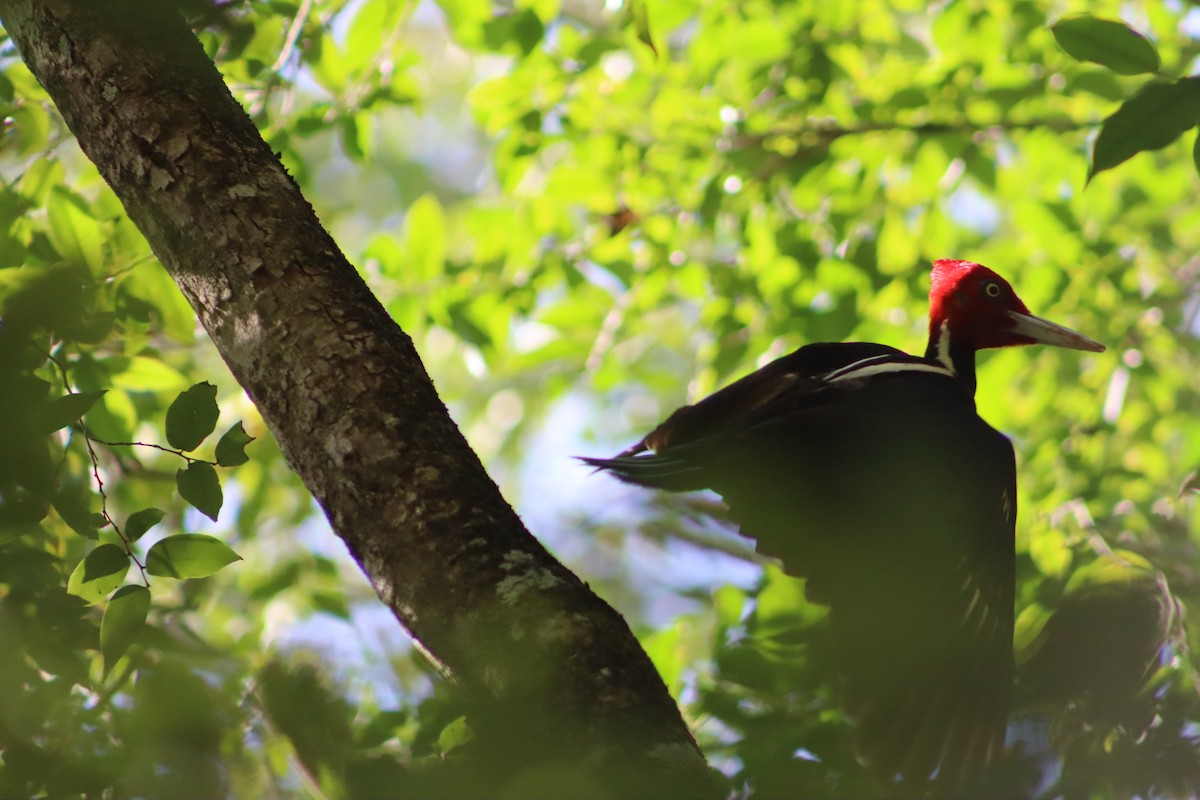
[582,260,1104,796]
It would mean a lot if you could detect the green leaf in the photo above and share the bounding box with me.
[1051,16,1160,76]
[111,356,188,392]
[46,186,105,276]
[340,115,367,161]
[53,491,100,539]
[257,658,353,776]
[66,544,129,605]
[437,716,475,755]
[125,508,166,542]
[176,462,223,521]
[101,584,150,673]
[438,0,492,44]
[713,585,747,629]
[1089,79,1200,181]
[627,0,658,57]
[165,382,219,451]
[145,534,241,579]
[402,193,446,282]
[214,422,254,467]
[1194,131,1200,182]
[1013,603,1054,660]
[755,565,827,634]
[311,590,350,620]
[358,710,409,748]
[344,0,398,74]
[38,390,106,434]
[481,8,544,56]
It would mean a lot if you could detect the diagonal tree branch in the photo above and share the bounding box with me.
[0,1,717,795]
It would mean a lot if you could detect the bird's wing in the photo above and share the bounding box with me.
[711,373,1016,796]
[588,365,1015,796]
[619,342,909,457]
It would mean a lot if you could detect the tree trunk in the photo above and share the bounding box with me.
[0,1,716,795]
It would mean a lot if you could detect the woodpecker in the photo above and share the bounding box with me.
[582,259,1105,796]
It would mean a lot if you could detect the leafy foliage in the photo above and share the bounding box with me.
[2,0,1200,798]
[1050,16,1161,76]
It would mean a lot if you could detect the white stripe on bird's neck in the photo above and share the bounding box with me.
[934,319,956,374]
[825,354,955,383]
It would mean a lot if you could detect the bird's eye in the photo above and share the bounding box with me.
[984,281,1002,298]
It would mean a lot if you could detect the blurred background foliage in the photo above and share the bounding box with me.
[1,0,1199,797]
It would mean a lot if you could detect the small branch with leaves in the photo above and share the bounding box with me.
[45,376,254,676]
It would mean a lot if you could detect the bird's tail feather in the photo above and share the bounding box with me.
[577,453,708,492]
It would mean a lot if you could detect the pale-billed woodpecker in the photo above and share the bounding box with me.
[582,259,1105,796]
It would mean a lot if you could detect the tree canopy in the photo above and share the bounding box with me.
[1,0,1198,798]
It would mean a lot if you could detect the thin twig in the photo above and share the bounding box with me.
[89,436,216,466]
[40,347,151,584]
[82,431,149,586]
[271,0,313,72]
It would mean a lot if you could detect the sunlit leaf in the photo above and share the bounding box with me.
[437,716,475,755]
[86,388,138,442]
[344,0,390,73]
[402,193,446,282]
[713,584,746,628]
[145,534,241,579]
[641,622,688,694]
[754,565,827,635]
[67,544,129,605]
[439,0,493,45]
[46,186,104,276]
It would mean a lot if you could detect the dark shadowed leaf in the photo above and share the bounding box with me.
[481,8,543,56]
[53,491,101,539]
[101,584,150,672]
[1194,135,1200,183]
[38,390,106,434]
[311,590,351,620]
[1051,16,1160,75]
[67,544,129,604]
[146,534,241,578]
[358,710,409,748]
[214,421,254,466]
[125,507,166,542]
[1089,79,1200,181]
[628,0,658,57]
[176,462,223,521]
[165,382,219,451]
[258,658,354,778]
